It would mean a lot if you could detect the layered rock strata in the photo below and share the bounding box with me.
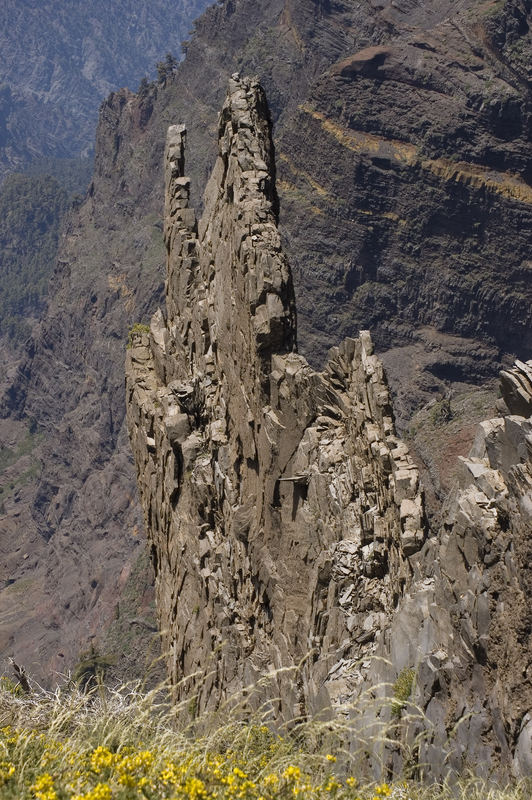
[127,77,532,777]
[126,76,425,711]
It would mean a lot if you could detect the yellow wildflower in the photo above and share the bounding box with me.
[233,766,248,779]
[283,765,301,781]
[118,772,137,788]
[326,754,337,763]
[0,760,15,785]
[90,746,115,773]
[184,776,209,798]
[160,761,181,786]
[72,783,112,800]
[325,777,341,792]
[31,772,57,800]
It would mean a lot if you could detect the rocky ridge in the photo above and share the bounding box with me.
[126,76,425,709]
[126,78,532,777]
[2,0,531,694]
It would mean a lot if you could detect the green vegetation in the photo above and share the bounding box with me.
[0,461,41,511]
[103,546,163,687]
[0,427,42,473]
[0,426,42,511]
[391,668,415,719]
[127,323,151,348]
[73,645,117,694]
[0,172,68,345]
[429,396,453,426]
[26,157,93,198]
[504,36,531,72]
[478,0,505,18]
[0,676,23,697]
[156,53,179,86]
[0,677,530,800]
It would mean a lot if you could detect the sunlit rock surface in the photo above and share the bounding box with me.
[126,77,531,780]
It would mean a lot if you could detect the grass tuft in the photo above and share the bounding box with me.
[0,674,529,799]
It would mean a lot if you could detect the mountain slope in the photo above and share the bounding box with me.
[0,173,69,346]
[0,0,210,177]
[1,0,531,686]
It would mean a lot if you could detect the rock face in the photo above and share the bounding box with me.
[3,0,531,712]
[126,76,425,710]
[126,77,532,777]
[373,358,532,779]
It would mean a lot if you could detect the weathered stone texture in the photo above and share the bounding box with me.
[367,359,532,779]
[4,0,531,694]
[126,76,425,712]
[127,77,532,778]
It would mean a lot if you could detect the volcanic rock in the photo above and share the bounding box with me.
[126,76,532,778]
[126,75,425,712]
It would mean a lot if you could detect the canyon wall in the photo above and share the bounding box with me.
[3,0,531,700]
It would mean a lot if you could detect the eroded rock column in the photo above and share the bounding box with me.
[126,75,425,713]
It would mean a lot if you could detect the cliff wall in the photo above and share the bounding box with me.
[126,78,532,777]
[127,76,425,710]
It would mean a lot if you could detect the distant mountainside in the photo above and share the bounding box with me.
[0,0,212,358]
[0,0,210,178]
[1,0,531,693]
[0,173,69,348]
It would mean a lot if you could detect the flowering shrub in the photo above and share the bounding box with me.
[0,682,529,800]
[1,721,395,799]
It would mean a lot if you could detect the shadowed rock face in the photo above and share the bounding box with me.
[127,78,532,780]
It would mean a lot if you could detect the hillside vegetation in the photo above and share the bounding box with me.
[0,679,530,800]
[0,0,211,177]
[0,173,68,345]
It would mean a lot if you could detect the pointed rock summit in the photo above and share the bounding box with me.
[126,77,532,779]
[126,74,425,703]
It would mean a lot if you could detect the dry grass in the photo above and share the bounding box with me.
[0,671,529,800]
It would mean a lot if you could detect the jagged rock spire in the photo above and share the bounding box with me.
[126,76,532,780]
[162,75,296,391]
[126,75,424,715]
